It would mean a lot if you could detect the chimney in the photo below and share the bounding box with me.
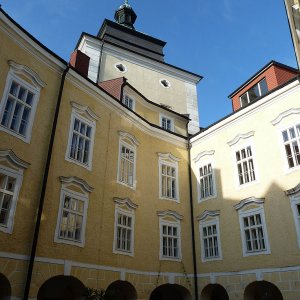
[69,50,90,77]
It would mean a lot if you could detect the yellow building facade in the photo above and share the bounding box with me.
[0,2,300,300]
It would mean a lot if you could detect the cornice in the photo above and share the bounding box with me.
[285,183,300,196]
[157,210,183,221]
[196,210,220,221]
[157,152,181,162]
[71,101,100,121]
[59,176,94,193]
[8,60,46,88]
[0,149,30,169]
[118,131,140,146]
[113,197,138,210]
[193,150,215,163]
[234,197,265,211]
[228,131,255,147]
[271,108,300,126]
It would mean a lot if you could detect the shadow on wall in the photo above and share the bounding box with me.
[0,273,11,300]
[149,283,192,300]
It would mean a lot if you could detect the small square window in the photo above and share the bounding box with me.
[160,115,174,132]
[122,95,134,110]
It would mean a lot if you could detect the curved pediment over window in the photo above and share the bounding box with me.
[196,210,220,221]
[271,108,300,126]
[71,101,100,121]
[157,152,181,162]
[113,197,138,210]
[234,197,265,211]
[228,131,255,147]
[118,131,140,146]
[285,183,300,196]
[59,176,93,193]
[193,150,215,164]
[0,149,30,171]
[157,210,183,221]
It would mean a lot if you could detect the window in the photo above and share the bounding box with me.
[114,63,127,73]
[113,198,137,256]
[158,153,180,201]
[198,211,222,262]
[0,61,45,143]
[55,176,93,247]
[235,198,270,256]
[199,163,215,199]
[66,102,98,170]
[160,79,171,88]
[160,114,174,132]
[240,79,268,107]
[117,132,139,188]
[122,95,134,110]
[0,149,29,234]
[281,123,300,169]
[235,146,256,185]
[158,211,182,261]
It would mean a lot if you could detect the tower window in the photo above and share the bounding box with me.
[115,63,127,73]
[160,79,171,88]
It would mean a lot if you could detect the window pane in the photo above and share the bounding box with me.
[259,79,268,96]
[248,84,260,102]
[240,93,248,107]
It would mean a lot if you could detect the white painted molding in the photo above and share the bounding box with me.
[59,176,94,193]
[0,149,30,169]
[157,152,181,162]
[196,210,220,221]
[64,260,72,276]
[113,197,138,210]
[271,108,300,126]
[71,101,100,121]
[234,197,265,211]
[8,60,46,88]
[118,131,140,146]
[157,210,183,220]
[193,150,215,163]
[228,131,255,146]
[285,183,300,196]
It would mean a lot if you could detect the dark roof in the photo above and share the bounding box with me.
[192,75,300,139]
[228,60,299,99]
[0,8,67,66]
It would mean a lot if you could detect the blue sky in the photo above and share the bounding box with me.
[0,0,297,127]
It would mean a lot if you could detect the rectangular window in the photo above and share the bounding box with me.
[162,224,180,258]
[58,194,85,243]
[242,213,266,253]
[239,78,268,107]
[0,173,16,227]
[282,124,300,169]
[202,224,220,259]
[119,145,135,186]
[161,164,177,199]
[116,213,133,252]
[122,95,134,110]
[1,80,34,137]
[161,116,172,131]
[69,118,92,166]
[236,146,256,185]
[199,163,215,199]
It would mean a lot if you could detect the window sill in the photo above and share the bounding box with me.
[0,225,13,234]
[159,196,180,203]
[65,156,92,171]
[237,180,259,190]
[160,256,182,262]
[113,249,134,257]
[198,194,217,203]
[284,165,300,175]
[117,180,136,190]
[202,256,223,263]
[0,125,30,143]
[242,249,271,257]
[54,237,85,248]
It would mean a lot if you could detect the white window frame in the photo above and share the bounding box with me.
[160,113,174,132]
[228,132,259,189]
[113,198,137,256]
[193,150,217,202]
[235,199,270,257]
[158,153,180,202]
[54,177,93,247]
[117,131,139,189]
[0,61,45,143]
[114,62,128,74]
[198,211,222,262]
[287,186,300,249]
[65,102,99,171]
[158,211,183,262]
[122,94,135,111]
[0,150,29,234]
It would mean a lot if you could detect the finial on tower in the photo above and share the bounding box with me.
[114,0,137,29]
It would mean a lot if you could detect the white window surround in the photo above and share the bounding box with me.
[228,131,259,189]
[0,149,29,234]
[122,94,135,111]
[114,62,128,73]
[271,108,300,174]
[197,210,223,262]
[159,113,174,132]
[0,61,46,143]
[113,197,137,256]
[193,150,217,202]
[157,210,183,261]
[117,131,139,189]
[54,176,93,247]
[234,197,271,257]
[65,102,99,171]
[158,152,180,202]
[286,183,300,249]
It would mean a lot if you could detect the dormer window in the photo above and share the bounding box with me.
[122,95,134,110]
[240,78,268,107]
[115,63,127,73]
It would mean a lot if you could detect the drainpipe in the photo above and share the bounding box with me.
[187,125,199,300]
[23,66,69,300]
[96,41,105,83]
